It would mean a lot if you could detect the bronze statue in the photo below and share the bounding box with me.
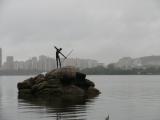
[54,46,67,68]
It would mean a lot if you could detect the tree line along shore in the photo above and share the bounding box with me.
[1,66,160,75]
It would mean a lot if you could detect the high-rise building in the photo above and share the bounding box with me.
[31,57,38,70]
[14,61,25,70]
[0,48,2,68]
[5,56,14,70]
[38,55,48,71]
[38,55,56,71]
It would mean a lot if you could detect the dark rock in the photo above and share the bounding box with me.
[17,78,33,90]
[35,74,45,78]
[86,87,101,97]
[31,81,48,92]
[63,85,84,96]
[45,69,57,80]
[35,78,46,84]
[42,87,63,96]
[18,89,32,95]
[47,79,62,85]
[74,79,95,90]
[85,79,95,87]
[17,66,100,99]
[76,72,86,80]
[34,74,46,84]
[46,66,76,81]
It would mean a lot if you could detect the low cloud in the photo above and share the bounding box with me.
[0,0,160,64]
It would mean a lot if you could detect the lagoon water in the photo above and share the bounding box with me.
[0,75,160,120]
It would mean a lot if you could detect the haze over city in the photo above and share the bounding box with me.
[0,48,103,72]
[1,0,160,64]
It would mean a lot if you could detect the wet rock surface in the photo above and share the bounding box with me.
[17,66,100,99]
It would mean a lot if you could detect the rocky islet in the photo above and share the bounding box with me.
[17,66,100,99]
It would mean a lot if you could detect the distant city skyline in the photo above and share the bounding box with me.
[0,48,103,71]
[2,46,160,73]
[1,47,160,67]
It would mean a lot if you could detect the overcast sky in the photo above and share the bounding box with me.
[0,0,160,64]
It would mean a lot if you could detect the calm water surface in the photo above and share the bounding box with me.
[0,75,160,120]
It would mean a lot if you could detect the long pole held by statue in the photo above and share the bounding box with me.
[61,49,74,63]
[54,46,74,68]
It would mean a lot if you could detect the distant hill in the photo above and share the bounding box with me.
[140,56,160,66]
[113,55,160,70]
[80,55,160,75]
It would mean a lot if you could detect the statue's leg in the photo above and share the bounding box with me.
[56,58,58,68]
[59,58,61,68]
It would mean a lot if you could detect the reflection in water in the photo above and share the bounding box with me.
[18,95,97,120]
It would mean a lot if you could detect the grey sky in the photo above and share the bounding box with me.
[0,0,160,64]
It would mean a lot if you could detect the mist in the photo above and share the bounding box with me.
[0,0,160,64]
